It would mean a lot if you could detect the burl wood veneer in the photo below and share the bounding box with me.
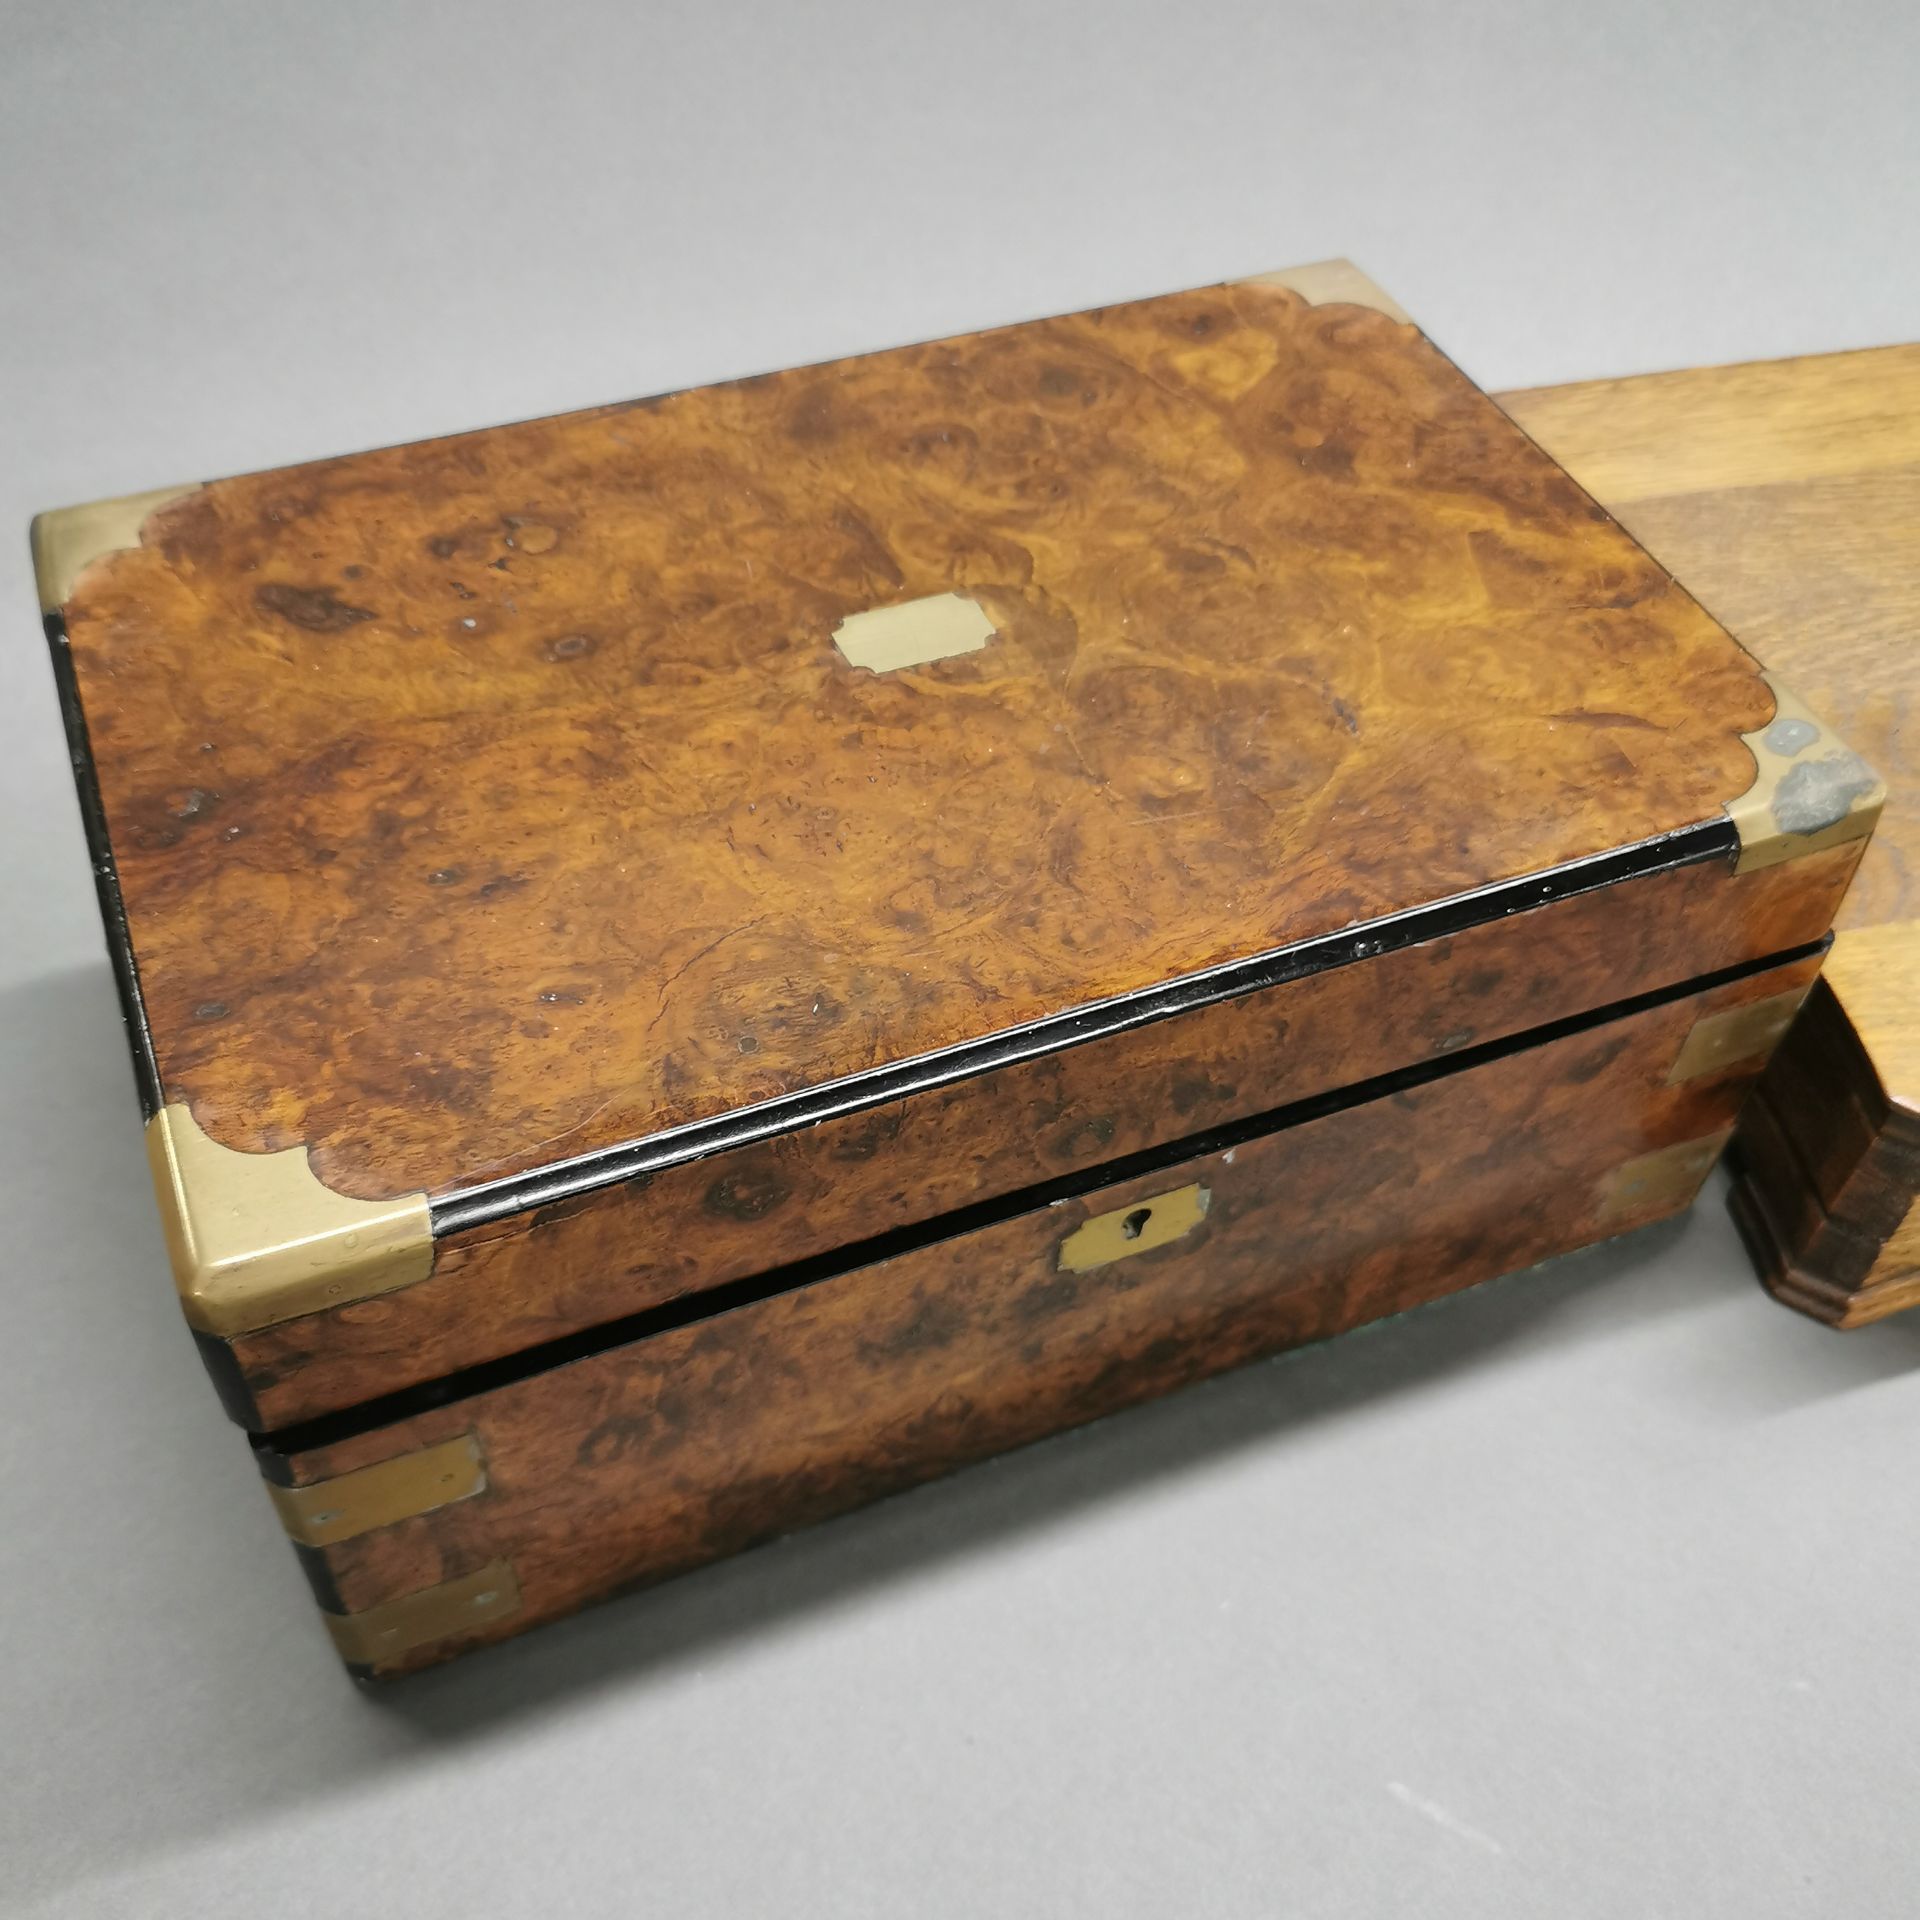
[40,264,1876,1419]
[233,841,1859,1429]
[266,952,1820,1678]
[68,274,1770,1202]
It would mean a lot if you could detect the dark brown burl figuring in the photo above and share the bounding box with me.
[64,276,1769,1201]
[237,842,1861,1428]
[275,953,1818,1677]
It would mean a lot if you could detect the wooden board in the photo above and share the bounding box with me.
[1503,346,1920,1321]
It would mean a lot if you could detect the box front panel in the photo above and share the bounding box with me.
[223,844,1857,1428]
[263,949,1820,1676]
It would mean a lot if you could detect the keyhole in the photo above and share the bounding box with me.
[1120,1207,1153,1240]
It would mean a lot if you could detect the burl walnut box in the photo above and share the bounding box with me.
[32,261,1882,1677]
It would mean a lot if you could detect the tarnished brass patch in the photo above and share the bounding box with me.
[1059,1182,1211,1272]
[30,484,203,615]
[1728,674,1884,874]
[323,1561,522,1669]
[1666,986,1810,1085]
[146,1104,433,1337]
[1237,259,1413,325]
[1595,1131,1732,1221]
[832,592,995,673]
[267,1434,486,1547]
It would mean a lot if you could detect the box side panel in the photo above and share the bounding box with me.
[221,842,1858,1429]
[264,950,1819,1676]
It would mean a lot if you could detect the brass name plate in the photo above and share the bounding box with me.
[832,592,995,673]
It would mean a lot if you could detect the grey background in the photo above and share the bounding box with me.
[3,3,1917,1913]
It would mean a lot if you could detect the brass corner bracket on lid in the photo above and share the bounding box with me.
[1727,673,1884,874]
[30,484,204,615]
[145,1104,433,1337]
[1235,260,1413,325]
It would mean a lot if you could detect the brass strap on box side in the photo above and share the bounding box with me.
[1666,986,1812,1086]
[1727,673,1884,875]
[323,1561,522,1669]
[1596,1131,1734,1221]
[267,1433,487,1548]
[146,1103,433,1337]
[30,484,204,614]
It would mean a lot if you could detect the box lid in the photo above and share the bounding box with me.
[35,262,1880,1418]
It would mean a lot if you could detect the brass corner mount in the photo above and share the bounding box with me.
[30,483,203,616]
[145,1104,432,1338]
[1728,673,1884,874]
[1236,259,1413,325]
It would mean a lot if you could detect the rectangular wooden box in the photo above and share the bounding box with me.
[33,261,1881,1675]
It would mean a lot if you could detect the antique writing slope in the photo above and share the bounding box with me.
[34,262,1881,1676]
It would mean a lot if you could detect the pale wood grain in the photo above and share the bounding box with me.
[1501,344,1920,502]
[1500,348,1920,931]
[1527,343,1920,1321]
[1824,919,1920,1112]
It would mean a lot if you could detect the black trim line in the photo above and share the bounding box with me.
[431,820,1738,1236]
[45,611,165,1119]
[257,929,1817,1460]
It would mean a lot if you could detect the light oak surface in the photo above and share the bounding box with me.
[1502,345,1920,930]
[1506,345,1920,1319]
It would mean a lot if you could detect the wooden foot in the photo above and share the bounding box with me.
[1729,923,1920,1327]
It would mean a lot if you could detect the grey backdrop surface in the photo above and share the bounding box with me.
[3,4,1918,1914]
